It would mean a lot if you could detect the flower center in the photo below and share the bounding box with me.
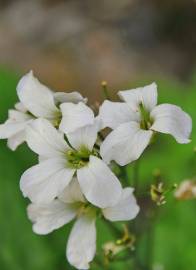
[77,202,98,218]
[66,146,98,169]
[139,103,153,130]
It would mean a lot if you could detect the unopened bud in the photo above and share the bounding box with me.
[101,81,107,87]
[150,182,166,206]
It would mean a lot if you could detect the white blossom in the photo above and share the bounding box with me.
[0,102,34,150]
[0,71,87,150]
[100,83,192,166]
[20,107,122,208]
[27,179,139,269]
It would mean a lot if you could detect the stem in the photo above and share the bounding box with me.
[132,159,157,270]
[133,159,140,195]
[130,159,141,269]
[146,227,154,269]
[145,209,159,270]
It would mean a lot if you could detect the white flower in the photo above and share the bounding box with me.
[100,83,192,166]
[20,110,122,208]
[27,179,139,269]
[0,102,34,150]
[0,71,87,150]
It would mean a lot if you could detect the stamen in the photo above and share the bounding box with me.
[66,146,99,169]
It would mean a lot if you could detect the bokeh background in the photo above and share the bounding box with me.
[0,0,195,269]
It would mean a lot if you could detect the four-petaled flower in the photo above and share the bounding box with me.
[100,83,192,166]
[0,71,87,150]
[20,106,122,208]
[27,179,139,269]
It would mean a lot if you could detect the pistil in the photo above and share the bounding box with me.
[66,146,98,169]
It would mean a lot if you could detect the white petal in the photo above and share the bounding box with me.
[66,123,98,151]
[94,115,104,131]
[54,91,87,104]
[0,120,28,139]
[38,156,47,163]
[102,188,140,221]
[27,200,77,235]
[59,178,86,203]
[67,215,96,270]
[17,71,59,119]
[26,118,69,158]
[8,109,32,122]
[15,102,27,113]
[0,109,32,143]
[100,121,153,166]
[59,102,94,134]
[150,104,192,144]
[20,157,75,203]
[77,156,122,208]
[99,100,139,129]
[118,82,157,112]
[7,130,26,150]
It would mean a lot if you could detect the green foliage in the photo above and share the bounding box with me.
[0,69,195,269]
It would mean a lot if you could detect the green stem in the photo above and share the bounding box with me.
[133,159,140,195]
[130,159,141,269]
[146,227,154,269]
[145,209,159,270]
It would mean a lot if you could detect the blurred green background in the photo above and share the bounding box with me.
[0,0,196,269]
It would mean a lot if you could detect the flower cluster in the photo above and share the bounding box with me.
[0,71,192,269]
